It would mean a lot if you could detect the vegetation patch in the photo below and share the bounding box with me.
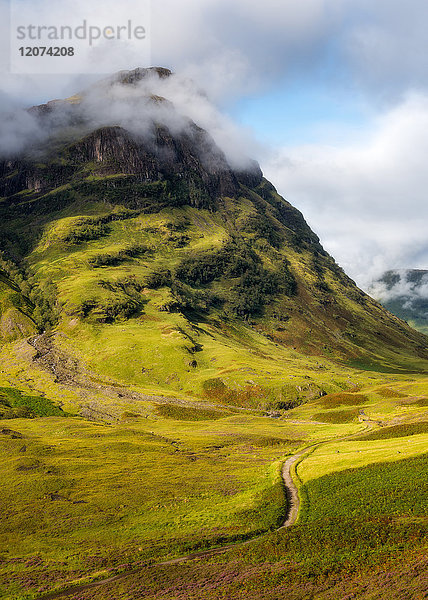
[77,295,145,322]
[347,359,420,375]
[313,408,360,423]
[57,210,140,246]
[154,404,229,421]
[266,398,303,411]
[236,465,287,529]
[237,212,283,248]
[376,387,406,398]
[357,422,428,440]
[72,176,211,211]
[0,258,57,331]
[0,387,65,419]
[300,453,428,521]
[202,378,266,409]
[62,219,110,244]
[409,396,428,407]
[234,434,302,447]
[167,237,297,317]
[317,392,368,408]
[88,244,151,267]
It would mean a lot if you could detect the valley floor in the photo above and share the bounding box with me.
[0,338,427,600]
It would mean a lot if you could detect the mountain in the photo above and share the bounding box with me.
[0,68,427,600]
[0,67,427,410]
[370,269,428,335]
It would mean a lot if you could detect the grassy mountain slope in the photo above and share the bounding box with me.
[0,269,36,343]
[0,87,427,409]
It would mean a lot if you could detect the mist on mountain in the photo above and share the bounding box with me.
[370,269,428,333]
[0,67,256,171]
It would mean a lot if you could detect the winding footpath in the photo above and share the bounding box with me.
[279,450,306,528]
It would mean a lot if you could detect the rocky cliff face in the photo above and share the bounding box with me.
[0,72,262,206]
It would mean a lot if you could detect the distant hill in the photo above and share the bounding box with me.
[370,269,428,335]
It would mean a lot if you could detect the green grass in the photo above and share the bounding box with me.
[0,271,36,342]
[154,404,231,420]
[347,358,426,374]
[0,384,426,599]
[411,397,428,406]
[300,453,427,521]
[57,450,428,600]
[0,387,65,419]
[316,392,368,407]
[0,414,298,600]
[312,407,361,423]
[297,433,428,483]
[357,421,428,440]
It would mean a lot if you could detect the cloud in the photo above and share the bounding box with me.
[344,0,428,101]
[0,68,258,172]
[1,0,428,291]
[368,270,428,318]
[151,0,428,104]
[144,73,260,168]
[2,0,428,128]
[151,0,341,100]
[1,0,428,106]
[262,93,428,288]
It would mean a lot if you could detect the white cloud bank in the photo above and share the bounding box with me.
[263,94,428,289]
[369,271,428,308]
[4,0,428,104]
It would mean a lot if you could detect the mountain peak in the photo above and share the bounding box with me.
[110,66,173,85]
[30,67,173,116]
[7,66,262,200]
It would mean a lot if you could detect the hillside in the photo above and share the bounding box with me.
[370,269,428,335]
[0,67,427,600]
[0,68,427,413]
[0,269,36,343]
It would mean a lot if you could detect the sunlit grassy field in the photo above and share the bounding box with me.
[44,434,427,600]
[0,378,426,600]
[300,452,427,522]
[296,432,428,483]
[0,413,304,600]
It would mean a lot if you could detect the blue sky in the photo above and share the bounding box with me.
[230,81,373,145]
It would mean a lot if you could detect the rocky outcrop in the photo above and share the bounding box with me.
[0,160,74,197]
[0,120,262,208]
